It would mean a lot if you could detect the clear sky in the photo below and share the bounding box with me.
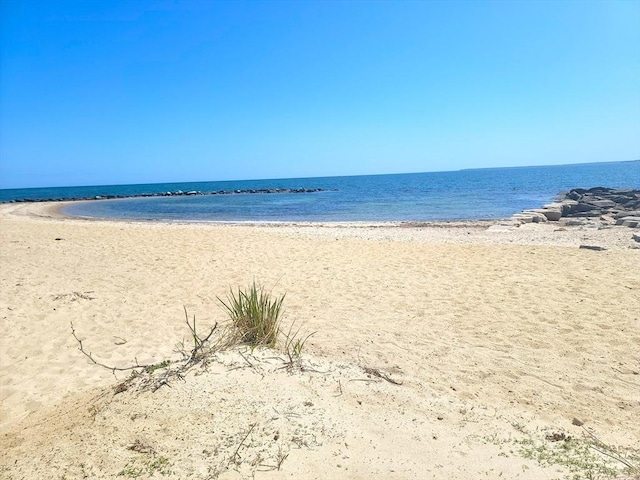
[1,0,639,189]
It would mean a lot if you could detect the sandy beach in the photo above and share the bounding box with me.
[1,202,639,479]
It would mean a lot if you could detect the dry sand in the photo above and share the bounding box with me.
[1,202,639,479]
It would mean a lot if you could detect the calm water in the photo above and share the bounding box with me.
[1,161,638,222]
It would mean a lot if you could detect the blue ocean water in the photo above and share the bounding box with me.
[1,161,638,222]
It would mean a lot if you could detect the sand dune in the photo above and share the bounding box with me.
[1,202,638,479]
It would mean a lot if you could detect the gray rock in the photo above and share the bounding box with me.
[615,216,640,227]
[522,211,548,223]
[615,210,640,219]
[560,200,579,216]
[586,199,617,209]
[579,245,606,251]
[541,209,562,221]
[564,219,586,226]
[511,214,534,224]
[572,202,599,213]
[514,188,639,224]
[572,210,603,217]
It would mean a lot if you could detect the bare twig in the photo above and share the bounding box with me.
[363,366,403,385]
[349,378,379,383]
[334,379,343,397]
[183,306,217,365]
[232,423,256,463]
[589,445,638,471]
[581,426,604,444]
[582,427,639,471]
[70,322,153,377]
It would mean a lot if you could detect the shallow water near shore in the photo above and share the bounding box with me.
[2,160,639,222]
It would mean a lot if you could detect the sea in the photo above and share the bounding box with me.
[1,161,638,222]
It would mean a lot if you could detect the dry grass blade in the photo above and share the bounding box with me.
[232,423,257,464]
[282,321,315,367]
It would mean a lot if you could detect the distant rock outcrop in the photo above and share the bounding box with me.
[511,187,640,228]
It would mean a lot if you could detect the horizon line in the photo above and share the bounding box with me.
[1,158,638,191]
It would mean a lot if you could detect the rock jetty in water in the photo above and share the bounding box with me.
[7,187,331,204]
[511,187,640,228]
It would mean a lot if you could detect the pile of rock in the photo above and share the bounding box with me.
[8,187,331,204]
[511,187,640,228]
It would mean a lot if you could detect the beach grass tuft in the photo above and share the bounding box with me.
[219,281,284,349]
[283,322,315,366]
[72,281,312,396]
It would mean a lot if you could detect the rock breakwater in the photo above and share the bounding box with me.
[511,187,640,228]
[6,187,331,204]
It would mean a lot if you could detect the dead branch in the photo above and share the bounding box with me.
[589,445,638,471]
[183,306,217,365]
[363,366,403,385]
[70,322,153,377]
[582,426,639,471]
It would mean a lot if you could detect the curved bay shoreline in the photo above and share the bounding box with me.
[3,198,639,250]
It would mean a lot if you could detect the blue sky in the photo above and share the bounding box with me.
[1,0,639,189]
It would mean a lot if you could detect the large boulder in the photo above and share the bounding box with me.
[572,202,600,213]
[529,208,562,221]
[559,200,579,216]
[585,199,617,209]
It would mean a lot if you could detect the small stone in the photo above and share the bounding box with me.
[579,245,606,251]
[572,417,584,426]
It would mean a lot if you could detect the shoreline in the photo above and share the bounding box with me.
[2,201,638,250]
[1,201,639,478]
[1,198,509,228]
[6,185,639,233]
